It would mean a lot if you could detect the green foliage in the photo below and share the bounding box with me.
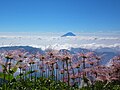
[0,49,120,90]
[15,70,35,79]
[0,61,20,80]
[0,72,14,81]
[79,81,120,90]
[10,66,18,74]
[0,76,119,90]
[0,77,75,90]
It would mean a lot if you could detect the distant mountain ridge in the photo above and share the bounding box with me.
[0,46,44,54]
[0,46,119,65]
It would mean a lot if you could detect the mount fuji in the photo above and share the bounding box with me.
[61,32,76,37]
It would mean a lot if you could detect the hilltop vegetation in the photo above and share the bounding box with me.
[0,47,120,90]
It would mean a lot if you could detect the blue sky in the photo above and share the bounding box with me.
[0,0,120,32]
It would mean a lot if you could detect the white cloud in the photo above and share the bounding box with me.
[0,32,120,50]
